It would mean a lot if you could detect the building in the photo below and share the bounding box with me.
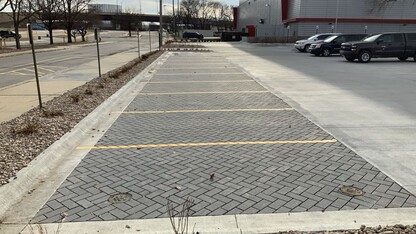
[88,4,122,14]
[236,0,416,38]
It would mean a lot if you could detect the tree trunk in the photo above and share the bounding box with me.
[14,25,21,49]
[48,28,54,44]
[67,29,72,43]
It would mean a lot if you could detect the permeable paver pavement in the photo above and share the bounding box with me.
[33,52,416,223]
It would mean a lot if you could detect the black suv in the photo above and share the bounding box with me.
[340,32,416,62]
[182,31,204,40]
[310,34,368,56]
[0,30,20,39]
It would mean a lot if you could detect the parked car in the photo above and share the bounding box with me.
[182,31,204,40]
[294,33,339,53]
[0,30,20,39]
[340,32,416,63]
[310,34,368,56]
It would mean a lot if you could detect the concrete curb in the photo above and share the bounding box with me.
[0,52,168,227]
[6,207,416,233]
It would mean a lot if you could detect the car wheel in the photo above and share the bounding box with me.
[345,56,355,62]
[414,55,416,62]
[398,56,408,61]
[358,50,372,63]
[305,45,311,53]
[322,48,331,57]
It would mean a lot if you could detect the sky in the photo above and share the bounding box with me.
[94,0,239,14]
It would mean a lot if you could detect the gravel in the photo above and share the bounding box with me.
[274,224,416,233]
[0,50,162,186]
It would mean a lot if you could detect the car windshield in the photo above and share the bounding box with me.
[324,35,338,43]
[363,34,382,42]
[306,35,319,40]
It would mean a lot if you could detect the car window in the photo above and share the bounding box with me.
[307,35,318,40]
[379,34,393,43]
[335,36,346,43]
[406,33,416,41]
[393,34,404,43]
[324,35,338,43]
[317,35,330,40]
[364,34,382,42]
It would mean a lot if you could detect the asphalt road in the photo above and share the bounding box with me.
[0,31,161,89]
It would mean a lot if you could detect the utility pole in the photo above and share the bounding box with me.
[159,0,163,50]
[173,0,175,36]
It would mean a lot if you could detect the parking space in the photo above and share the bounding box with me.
[32,51,416,224]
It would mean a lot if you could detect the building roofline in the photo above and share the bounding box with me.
[283,18,416,24]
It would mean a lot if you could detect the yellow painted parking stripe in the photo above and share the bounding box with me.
[154,73,245,76]
[77,139,337,150]
[114,108,293,114]
[147,80,254,84]
[136,91,269,96]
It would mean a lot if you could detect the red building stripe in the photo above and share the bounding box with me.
[283,18,416,24]
[233,7,238,30]
[281,0,288,21]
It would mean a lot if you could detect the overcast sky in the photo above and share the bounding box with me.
[94,0,239,14]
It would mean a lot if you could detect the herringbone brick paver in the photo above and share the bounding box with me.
[33,52,416,223]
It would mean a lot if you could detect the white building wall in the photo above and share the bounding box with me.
[238,0,416,38]
[237,0,284,34]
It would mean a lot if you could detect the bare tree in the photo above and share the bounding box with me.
[181,0,199,28]
[32,0,63,44]
[115,8,141,37]
[60,0,91,43]
[7,0,36,49]
[73,10,99,42]
[0,0,8,11]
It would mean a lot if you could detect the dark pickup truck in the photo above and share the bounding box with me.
[340,32,416,63]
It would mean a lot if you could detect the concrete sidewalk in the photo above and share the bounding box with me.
[0,45,142,123]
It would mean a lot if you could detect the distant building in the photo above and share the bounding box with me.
[236,0,416,38]
[88,4,122,14]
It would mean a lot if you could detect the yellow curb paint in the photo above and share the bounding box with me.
[135,91,269,96]
[114,108,293,114]
[147,80,255,84]
[77,139,337,150]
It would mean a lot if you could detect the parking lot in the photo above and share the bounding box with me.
[204,42,416,196]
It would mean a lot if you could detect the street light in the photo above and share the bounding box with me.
[265,3,271,24]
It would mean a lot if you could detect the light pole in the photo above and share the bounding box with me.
[265,3,271,24]
[334,0,339,32]
[159,0,163,50]
[172,0,175,36]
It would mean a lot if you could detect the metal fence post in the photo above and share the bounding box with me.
[27,24,42,109]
